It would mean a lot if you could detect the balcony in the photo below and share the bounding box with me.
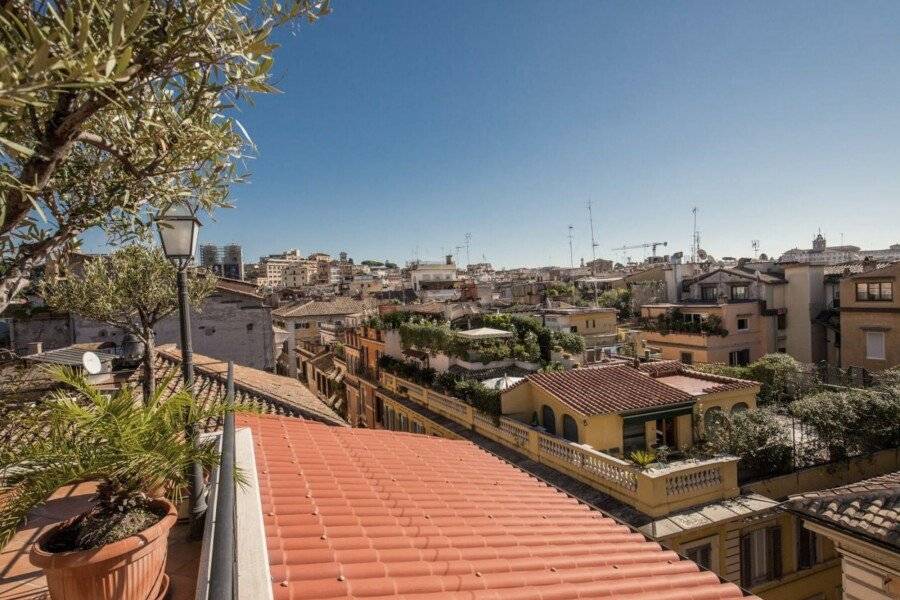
[379,372,740,517]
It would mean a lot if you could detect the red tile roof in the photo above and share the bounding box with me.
[525,365,694,415]
[243,414,750,600]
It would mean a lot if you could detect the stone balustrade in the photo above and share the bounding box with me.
[377,372,739,517]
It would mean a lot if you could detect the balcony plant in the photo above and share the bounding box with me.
[629,449,657,469]
[0,367,242,600]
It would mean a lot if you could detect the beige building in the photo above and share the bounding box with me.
[282,260,318,288]
[409,256,458,292]
[788,472,899,600]
[540,305,618,349]
[840,262,899,371]
[640,266,786,365]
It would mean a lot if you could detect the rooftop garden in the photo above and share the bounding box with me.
[366,311,585,364]
[697,365,900,482]
[638,308,728,337]
[378,355,502,419]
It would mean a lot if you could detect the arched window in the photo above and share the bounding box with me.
[704,406,725,435]
[562,415,579,442]
[730,402,749,415]
[541,405,557,436]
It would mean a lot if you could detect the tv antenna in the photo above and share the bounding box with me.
[464,232,472,266]
[751,240,760,258]
[587,198,599,262]
[690,207,700,263]
[567,225,575,268]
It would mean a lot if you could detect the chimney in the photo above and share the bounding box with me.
[862,256,876,272]
[445,254,453,266]
[26,341,43,355]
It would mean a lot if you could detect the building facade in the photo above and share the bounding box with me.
[840,262,899,371]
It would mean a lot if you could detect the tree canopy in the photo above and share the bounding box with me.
[42,244,215,397]
[0,0,330,313]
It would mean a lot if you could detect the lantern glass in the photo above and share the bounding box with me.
[155,202,201,262]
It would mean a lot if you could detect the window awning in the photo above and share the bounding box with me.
[621,402,694,426]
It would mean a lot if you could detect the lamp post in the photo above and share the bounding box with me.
[155,202,205,538]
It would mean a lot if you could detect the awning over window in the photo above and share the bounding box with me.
[621,402,694,426]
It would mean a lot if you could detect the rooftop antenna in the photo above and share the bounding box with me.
[464,232,472,267]
[567,225,575,268]
[690,207,700,263]
[751,239,760,258]
[587,198,599,262]
[455,245,463,263]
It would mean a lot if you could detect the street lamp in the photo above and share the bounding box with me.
[155,201,205,537]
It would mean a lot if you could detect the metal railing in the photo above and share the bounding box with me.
[207,362,236,599]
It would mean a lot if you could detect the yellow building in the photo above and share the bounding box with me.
[541,305,619,349]
[788,472,899,600]
[840,262,899,371]
[501,360,759,456]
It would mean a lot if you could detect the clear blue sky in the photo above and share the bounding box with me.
[98,1,900,268]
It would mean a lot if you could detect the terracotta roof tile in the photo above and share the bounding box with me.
[524,365,694,415]
[214,277,263,299]
[153,345,346,426]
[273,298,376,319]
[243,414,751,599]
[788,471,900,549]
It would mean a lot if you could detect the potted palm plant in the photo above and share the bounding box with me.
[0,367,238,600]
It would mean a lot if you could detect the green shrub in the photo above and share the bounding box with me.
[705,408,792,481]
[790,387,900,461]
[597,288,633,319]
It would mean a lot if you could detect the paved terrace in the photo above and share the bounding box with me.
[0,483,198,600]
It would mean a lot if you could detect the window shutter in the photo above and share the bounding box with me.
[768,526,782,580]
[740,534,751,588]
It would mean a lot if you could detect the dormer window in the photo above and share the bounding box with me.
[701,286,717,301]
[731,285,748,300]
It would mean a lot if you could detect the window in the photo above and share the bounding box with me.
[737,317,749,331]
[777,313,787,330]
[866,331,886,360]
[683,313,702,325]
[701,286,717,301]
[682,535,719,572]
[741,526,782,587]
[797,523,820,570]
[686,544,711,568]
[562,415,579,443]
[731,285,748,300]
[729,349,751,366]
[857,281,893,301]
[680,351,693,365]
[570,325,578,333]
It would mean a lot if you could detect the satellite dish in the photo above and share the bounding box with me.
[82,351,102,375]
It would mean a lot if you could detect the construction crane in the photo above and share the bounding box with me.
[612,241,668,261]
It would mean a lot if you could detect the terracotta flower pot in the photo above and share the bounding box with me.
[30,498,177,600]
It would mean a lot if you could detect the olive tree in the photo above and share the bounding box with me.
[42,245,216,399]
[0,0,330,313]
